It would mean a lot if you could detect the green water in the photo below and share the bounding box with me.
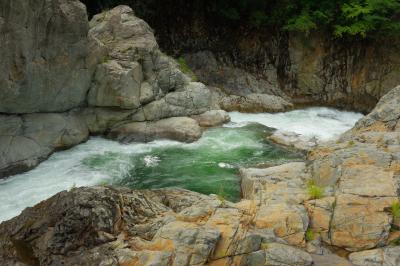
[83,123,300,201]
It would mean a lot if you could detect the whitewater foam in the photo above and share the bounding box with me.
[227,107,363,141]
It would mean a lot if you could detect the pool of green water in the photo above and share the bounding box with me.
[83,123,301,201]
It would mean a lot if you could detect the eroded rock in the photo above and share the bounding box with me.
[107,117,202,143]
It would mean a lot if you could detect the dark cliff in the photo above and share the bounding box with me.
[83,0,400,113]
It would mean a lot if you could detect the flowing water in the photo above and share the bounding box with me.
[0,107,363,222]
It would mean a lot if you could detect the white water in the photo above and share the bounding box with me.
[228,107,363,141]
[0,107,363,222]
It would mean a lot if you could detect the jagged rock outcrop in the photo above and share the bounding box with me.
[0,0,91,114]
[0,186,314,266]
[0,4,217,178]
[303,87,400,252]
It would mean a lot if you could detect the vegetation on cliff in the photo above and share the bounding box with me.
[83,0,400,38]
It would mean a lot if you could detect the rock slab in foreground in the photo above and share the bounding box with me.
[0,187,314,266]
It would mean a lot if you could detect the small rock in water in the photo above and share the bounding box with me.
[218,162,234,169]
[143,155,161,167]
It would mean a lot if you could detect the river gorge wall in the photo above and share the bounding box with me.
[95,0,400,113]
[0,2,217,178]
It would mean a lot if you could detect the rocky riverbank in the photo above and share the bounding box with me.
[1,1,400,265]
[0,3,292,179]
[1,86,399,265]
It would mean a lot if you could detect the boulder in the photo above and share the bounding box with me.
[263,243,313,266]
[107,117,202,143]
[0,0,91,113]
[191,110,231,127]
[269,130,319,151]
[240,162,310,204]
[240,162,311,247]
[87,5,193,110]
[254,203,309,246]
[349,246,400,266]
[137,82,212,121]
[0,113,89,178]
[219,93,293,113]
[342,85,400,137]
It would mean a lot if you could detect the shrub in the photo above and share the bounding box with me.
[307,180,324,199]
[392,201,400,218]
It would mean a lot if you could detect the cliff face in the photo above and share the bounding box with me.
[126,4,400,112]
[0,0,91,113]
[0,3,219,178]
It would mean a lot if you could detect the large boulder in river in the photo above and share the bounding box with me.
[192,110,231,127]
[107,116,202,143]
[0,0,91,113]
[219,93,293,113]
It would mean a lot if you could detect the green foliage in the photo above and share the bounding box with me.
[307,180,324,200]
[213,0,400,38]
[305,229,315,241]
[216,184,227,202]
[284,11,317,35]
[177,56,198,81]
[334,0,400,37]
[85,0,400,38]
[392,201,400,218]
[390,237,400,246]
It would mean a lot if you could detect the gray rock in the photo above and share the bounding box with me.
[349,246,400,266]
[191,110,231,127]
[140,82,212,121]
[80,107,135,135]
[87,5,192,110]
[269,130,319,151]
[263,243,313,266]
[0,0,91,113]
[184,50,285,98]
[107,117,202,143]
[0,112,88,178]
[88,60,142,109]
[219,93,293,113]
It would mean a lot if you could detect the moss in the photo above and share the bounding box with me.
[392,201,400,218]
[260,243,269,250]
[390,237,400,246]
[305,229,315,241]
[347,140,355,147]
[176,56,198,81]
